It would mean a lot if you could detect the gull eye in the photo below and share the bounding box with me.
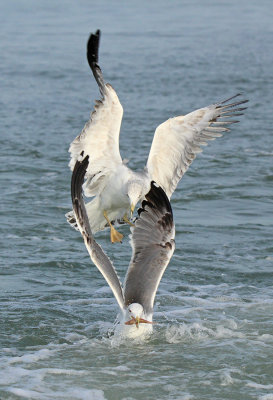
[128,309,131,313]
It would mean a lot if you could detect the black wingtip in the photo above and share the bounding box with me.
[140,181,173,217]
[71,155,89,205]
[219,93,242,104]
[217,94,249,111]
[87,29,101,69]
[86,29,105,95]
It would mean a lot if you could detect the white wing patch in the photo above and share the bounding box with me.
[69,83,123,197]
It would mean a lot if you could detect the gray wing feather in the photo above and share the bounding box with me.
[71,155,125,311]
[124,182,175,315]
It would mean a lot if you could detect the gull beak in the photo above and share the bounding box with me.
[139,318,154,325]
[125,316,137,327]
[130,204,135,217]
[125,317,154,328]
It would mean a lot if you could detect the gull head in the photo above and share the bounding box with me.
[127,181,145,216]
[124,303,153,329]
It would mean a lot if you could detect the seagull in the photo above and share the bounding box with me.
[71,155,175,338]
[66,29,248,243]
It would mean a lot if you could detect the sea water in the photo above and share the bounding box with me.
[1,0,273,399]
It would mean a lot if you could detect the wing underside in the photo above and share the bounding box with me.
[146,94,248,198]
[69,30,124,197]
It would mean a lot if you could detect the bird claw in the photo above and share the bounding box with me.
[110,227,123,243]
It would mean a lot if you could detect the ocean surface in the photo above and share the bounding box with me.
[1,0,272,399]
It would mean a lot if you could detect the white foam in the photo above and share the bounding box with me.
[165,321,244,343]
[66,298,94,305]
[214,325,244,339]
[9,348,53,365]
[0,365,32,385]
[7,387,42,399]
[64,332,88,343]
[259,395,273,400]
[45,368,87,376]
[108,323,152,347]
[63,388,106,400]
[112,365,130,372]
[220,370,236,386]
[247,382,273,390]
[6,387,106,400]
[258,334,273,342]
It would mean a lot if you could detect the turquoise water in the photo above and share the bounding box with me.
[1,1,273,399]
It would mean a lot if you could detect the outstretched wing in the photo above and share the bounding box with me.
[71,155,125,311]
[124,182,175,316]
[146,94,248,198]
[69,29,124,197]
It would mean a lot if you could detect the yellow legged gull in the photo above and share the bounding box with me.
[71,155,175,338]
[66,29,248,243]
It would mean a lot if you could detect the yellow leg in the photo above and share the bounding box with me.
[123,214,134,227]
[103,211,123,243]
